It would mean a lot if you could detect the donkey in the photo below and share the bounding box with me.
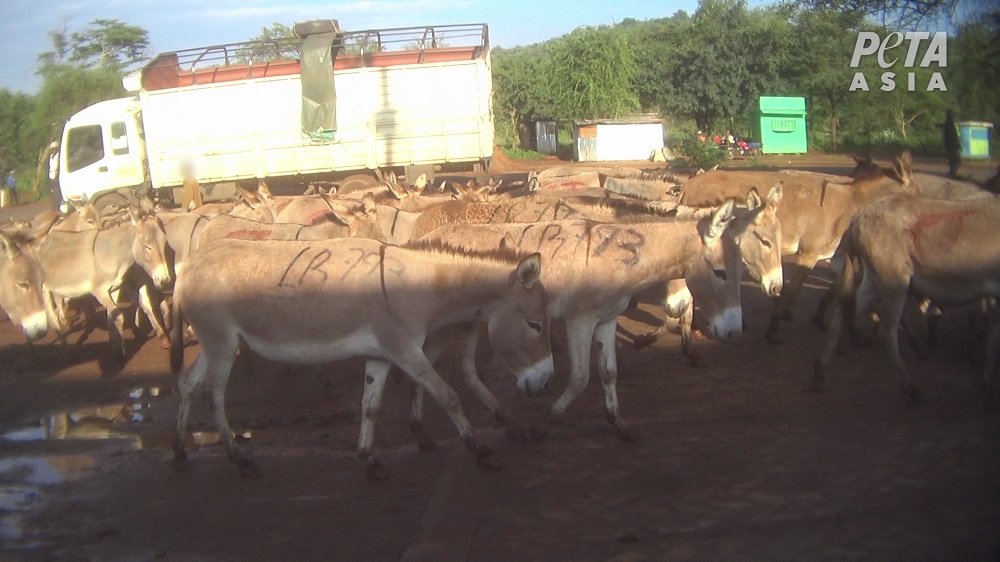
[31,205,172,357]
[631,185,783,365]
[413,201,781,441]
[0,234,50,341]
[812,192,1000,402]
[169,237,554,478]
[678,151,917,342]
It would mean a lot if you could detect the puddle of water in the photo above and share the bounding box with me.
[0,455,95,486]
[1,386,166,444]
[0,455,95,547]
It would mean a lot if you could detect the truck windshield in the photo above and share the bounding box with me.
[66,125,105,172]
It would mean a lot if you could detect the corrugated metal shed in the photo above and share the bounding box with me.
[572,118,664,162]
[518,118,558,155]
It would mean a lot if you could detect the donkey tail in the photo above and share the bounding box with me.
[169,295,185,373]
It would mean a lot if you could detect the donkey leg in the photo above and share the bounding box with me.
[878,289,921,398]
[390,344,494,468]
[811,297,845,392]
[358,359,393,479]
[96,291,127,358]
[137,283,170,349]
[551,316,598,417]
[594,318,636,441]
[173,352,209,472]
[201,349,257,477]
[455,328,505,425]
[981,307,1000,411]
[767,257,817,343]
[677,301,706,368]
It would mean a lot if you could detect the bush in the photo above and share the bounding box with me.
[669,136,726,169]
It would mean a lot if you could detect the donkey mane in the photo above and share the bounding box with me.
[404,238,530,265]
[576,197,681,218]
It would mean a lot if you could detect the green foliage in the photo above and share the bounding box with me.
[503,146,548,160]
[670,135,727,169]
[0,90,38,172]
[240,23,298,63]
[39,19,150,72]
[545,26,640,120]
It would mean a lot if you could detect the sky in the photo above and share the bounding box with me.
[1,0,706,94]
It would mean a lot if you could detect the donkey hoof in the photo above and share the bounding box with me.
[476,455,501,471]
[238,458,262,479]
[366,462,391,481]
[633,334,655,351]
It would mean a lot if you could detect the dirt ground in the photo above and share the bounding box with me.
[2,154,999,561]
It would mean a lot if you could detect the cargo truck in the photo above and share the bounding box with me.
[57,20,494,212]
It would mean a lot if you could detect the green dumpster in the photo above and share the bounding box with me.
[756,96,808,154]
[958,121,993,159]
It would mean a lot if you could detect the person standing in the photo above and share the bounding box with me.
[943,109,961,178]
[47,141,62,211]
[5,170,17,205]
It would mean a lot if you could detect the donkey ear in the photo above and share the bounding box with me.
[746,187,763,210]
[257,179,273,200]
[385,180,407,200]
[893,150,913,185]
[137,195,154,213]
[703,200,735,244]
[0,232,21,260]
[499,232,517,251]
[766,182,783,209]
[362,192,377,215]
[80,204,103,229]
[515,252,542,289]
[412,173,427,193]
[128,204,143,226]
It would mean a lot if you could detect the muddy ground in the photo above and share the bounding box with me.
[1,154,999,561]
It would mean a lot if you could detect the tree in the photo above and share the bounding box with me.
[787,8,867,150]
[652,0,794,134]
[39,19,150,72]
[544,26,640,120]
[492,45,552,148]
[241,23,299,63]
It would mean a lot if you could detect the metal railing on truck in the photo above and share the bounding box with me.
[140,23,490,91]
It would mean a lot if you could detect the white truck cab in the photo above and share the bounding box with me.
[59,97,149,213]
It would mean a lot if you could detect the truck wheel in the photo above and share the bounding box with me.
[93,193,130,216]
[338,173,379,195]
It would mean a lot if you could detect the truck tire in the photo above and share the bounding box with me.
[337,173,380,195]
[93,193,131,217]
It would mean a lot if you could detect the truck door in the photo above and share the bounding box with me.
[62,119,146,205]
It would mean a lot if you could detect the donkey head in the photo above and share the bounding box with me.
[0,234,49,341]
[129,202,173,290]
[686,201,744,343]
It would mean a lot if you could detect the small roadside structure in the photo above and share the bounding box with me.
[957,121,993,159]
[519,118,558,155]
[755,96,808,154]
[573,117,664,162]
